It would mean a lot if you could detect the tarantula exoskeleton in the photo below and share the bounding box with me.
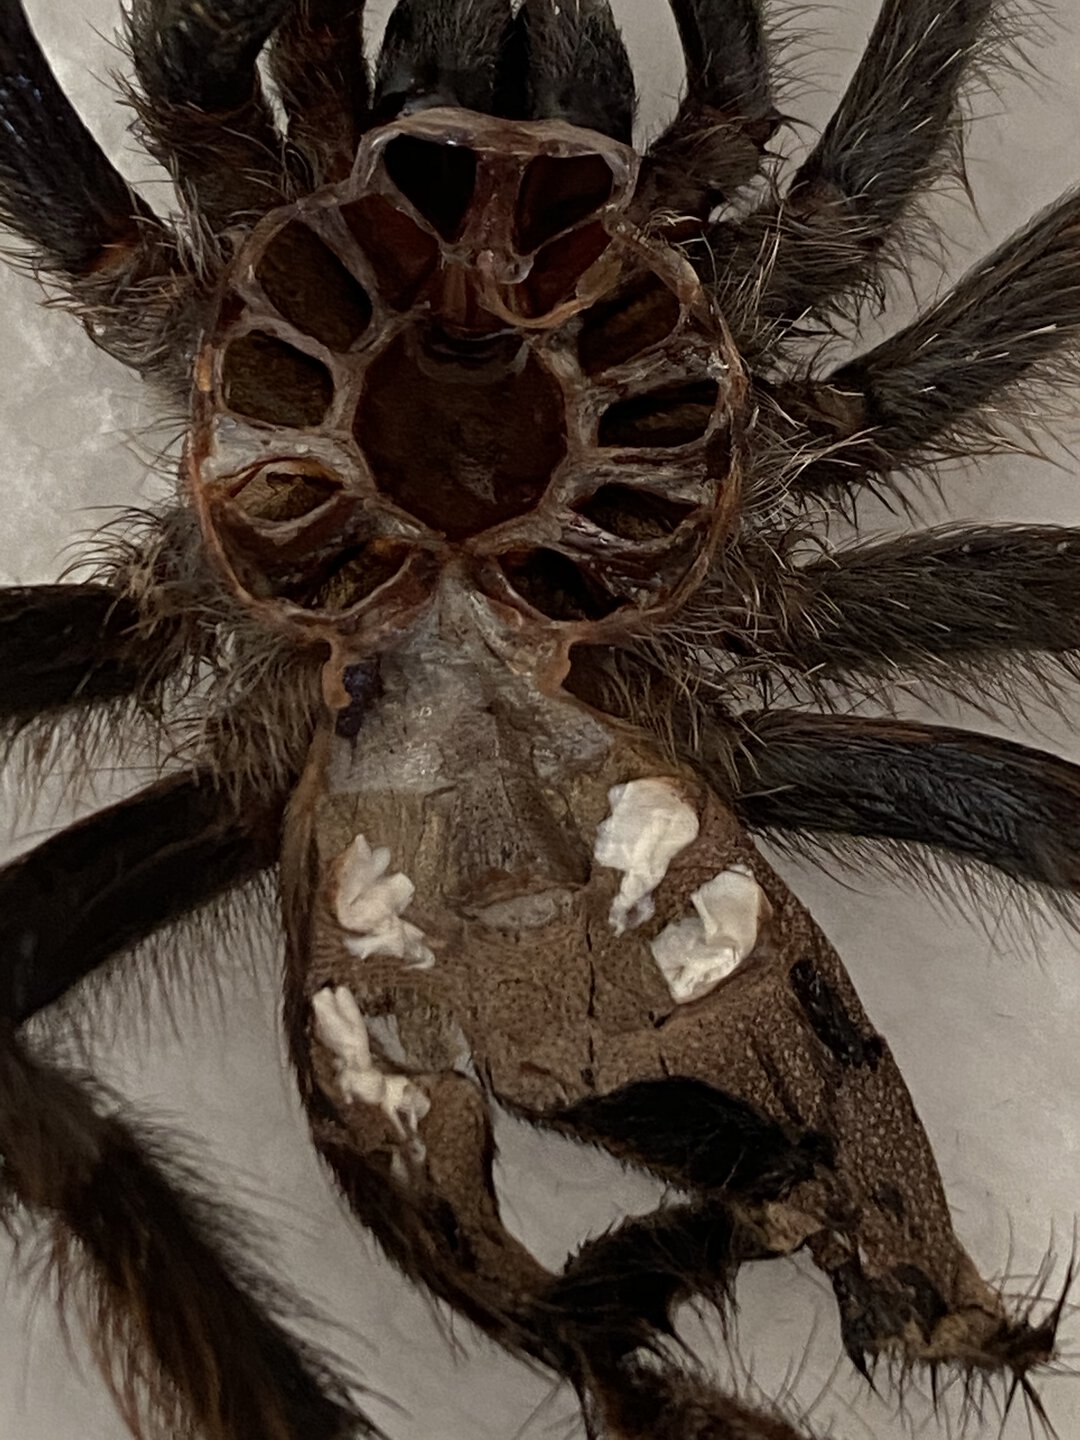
[1,0,1079,1437]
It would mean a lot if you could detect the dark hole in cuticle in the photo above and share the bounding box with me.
[500,549,620,622]
[515,154,615,253]
[577,485,695,541]
[343,195,439,310]
[384,136,478,241]
[519,222,611,318]
[307,542,407,611]
[598,379,719,448]
[578,274,681,375]
[221,333,333,427]
[357,333,565,538]
[233,467,340,523]
[227,534,407,612]
[256,222,372,351]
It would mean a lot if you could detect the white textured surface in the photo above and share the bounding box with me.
[312,986,431,1150]
[0,3,1079,1439]
[650,863,767,1003]
[335,835,435,967]
[594,776,700,933]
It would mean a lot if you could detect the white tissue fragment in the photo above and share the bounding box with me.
[335,834,435,968]
[312,986,431,1150]
[650,863,768,1003]
[594,778,700,934]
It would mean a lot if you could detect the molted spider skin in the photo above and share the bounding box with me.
[2,3,1080,1440]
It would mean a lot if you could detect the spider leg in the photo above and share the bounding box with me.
[728,711,1080,892]
[269,1,370,185]
[0,0,184,371]
[510,0,635,143]
[126,0,293,229]
[703,0,1004,332]
[0,582,167,729]
[372,0,513,123]
[0,768,282,1024]
[766,187,1080,502]
[0,1023,376,1440]
[633,0,778,224]
[741,524,1080,705]
[552,1203,811,1440]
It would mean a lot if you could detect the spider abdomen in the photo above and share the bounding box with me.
[278,575,1047,1391]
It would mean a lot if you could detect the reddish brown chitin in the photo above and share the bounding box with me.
[189,107,742,666]
[189,109,1033,1379]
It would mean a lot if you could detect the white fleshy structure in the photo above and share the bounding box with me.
[312,986,431,1151]
[334,834,435,968]
[594,777,700,934]
[650,863,768,1003]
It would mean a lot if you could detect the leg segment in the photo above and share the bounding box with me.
[0,767,284,1024]
[270,1,370,184]
[126,0,293,228]
[765,524,1080,702]
[634,0,777,223]
[0,1024,374,1440]
[0,583,167,729]
[513,0,635,144]
[372,0,512,123]
[0,1,182,369]
[554,1203,812,1440]
[704,0,1003,332]
[730,711,1080,889]
[775,188,1080,499]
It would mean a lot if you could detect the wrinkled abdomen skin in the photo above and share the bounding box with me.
[279,598,1035,1379]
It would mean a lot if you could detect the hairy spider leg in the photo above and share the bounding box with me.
[775,189,1080,499]
[634,0,779,223]
[0,0,183,370]
[505,0,636,143]
[0,584,165,724]
[0,588,369,1437]
[0,768,283,1025]
[729,526,1080,705]
[270,0,372,185]
[372,0,517,122]
[731,714,1080,888]
[703,0,1003,340]
[0,1022,377,1440]
[545,1199,814,1440]
[127,0,294,227]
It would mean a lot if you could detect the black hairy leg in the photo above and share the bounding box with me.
[702,0,1015,343]
[270,1,371,184]
[632,0,778,223]
[0,0,186,371]
[0,767,284,1023]
[4,0,1080,1439]
[126,0,294,227]
[0,1024,377,1440]
[772,189,1080,501]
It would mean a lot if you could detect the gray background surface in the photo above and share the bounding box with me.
[1,2,1080,1437]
